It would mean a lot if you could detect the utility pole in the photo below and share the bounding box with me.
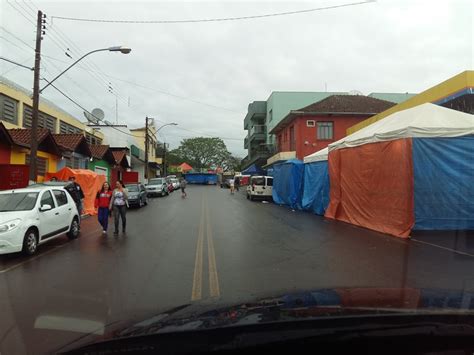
[144,116,149,180]
[163,142,167,177]
[29,10,44,183]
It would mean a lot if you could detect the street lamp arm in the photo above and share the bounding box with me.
[156,122,178,132]
[39,48,108,93]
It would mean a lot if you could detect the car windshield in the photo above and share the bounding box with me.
[1,1,472,354]
[149,179,164,185]
[0,192,39,211]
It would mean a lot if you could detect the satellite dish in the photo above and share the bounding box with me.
[91,108,105,121]
[349,90,364,96]
[104,120,112,126]
[83,108,105,124]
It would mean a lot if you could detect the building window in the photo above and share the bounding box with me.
[59,120,83,134]
[65,156,84,169]
[317,121,334,140]
[0,94,18,124]
[268,109,273,122]
[306,120,315,127]
[23,105,57,132]
[85,132,102,145]
[26,155,48,176]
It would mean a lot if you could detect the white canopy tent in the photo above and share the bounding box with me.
[328,103,474,152]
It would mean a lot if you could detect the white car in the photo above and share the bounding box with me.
[0,186,81,256]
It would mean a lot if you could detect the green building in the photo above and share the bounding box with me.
[88,145,116,182]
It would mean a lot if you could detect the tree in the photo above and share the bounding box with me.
[174,137,231,170]
[221,155,242,172]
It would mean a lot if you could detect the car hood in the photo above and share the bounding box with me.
[0,210,31,223]
[128,192,139,197]
[58,287,474,352]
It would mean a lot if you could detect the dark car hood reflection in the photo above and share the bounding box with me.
[58,287,474,351]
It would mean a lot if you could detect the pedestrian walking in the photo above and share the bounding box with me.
[95,182,113,234]
[230,178,235,194]
[109,180,129,235]
[180,177,187,198]
[65,176,85,221]
[234,176,240,192]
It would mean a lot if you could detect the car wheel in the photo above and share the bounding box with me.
[67,218,80,240]
[22,228,38,255]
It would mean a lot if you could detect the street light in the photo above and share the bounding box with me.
[156,123,178,177]
[39,46,131,93]
[28,44,131,182]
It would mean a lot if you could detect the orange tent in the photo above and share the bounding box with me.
[46,167,106,216]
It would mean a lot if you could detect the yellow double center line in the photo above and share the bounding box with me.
[191,195,220,301]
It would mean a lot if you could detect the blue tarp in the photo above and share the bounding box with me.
[272,159,304,210]
[242,164,266,176]
[412,136,474,230]
[302,161,330,215]
[184,173,218,185]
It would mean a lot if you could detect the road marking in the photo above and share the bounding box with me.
[191,198,205,301]
[0,227,102,274]
[206,202,220,298]
[411,238,474,258]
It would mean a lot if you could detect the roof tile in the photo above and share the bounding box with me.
[297,95,396,114]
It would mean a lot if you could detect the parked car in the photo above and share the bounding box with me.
[146,178,169,197]
[125,183,148,208]
[246,176,273,201]
[0,185,81,255]
[170,178,180,190]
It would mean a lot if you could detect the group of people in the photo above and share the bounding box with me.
[95,180,129,235]
[54,175,189,236]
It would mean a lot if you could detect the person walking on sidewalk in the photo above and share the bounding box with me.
[109,180,128,235]
[95,182,113,234]
[180,177,187,198]
[234,176,241,192]
[229,178,235,194]
[67,176,85,216]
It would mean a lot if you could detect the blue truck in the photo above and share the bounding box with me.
[184,173,218,185]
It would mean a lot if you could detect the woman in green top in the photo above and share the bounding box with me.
[109,180,129,235]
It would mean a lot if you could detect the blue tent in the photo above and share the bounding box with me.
[242,164,266,176]
[412,135,474,230]
[302,161,330,215]
[272,159,304,210]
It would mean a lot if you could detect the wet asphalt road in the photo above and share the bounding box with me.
[1,185,474,354]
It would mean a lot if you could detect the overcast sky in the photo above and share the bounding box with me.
[1,0,472,156]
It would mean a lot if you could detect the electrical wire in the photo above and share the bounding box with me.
[16,1,121,100]
[50,1,374,24]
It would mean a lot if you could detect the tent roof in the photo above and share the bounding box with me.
[329,103,474,152]
[304,147,329,163]
[242,163,265,174]
[179,162,193,171]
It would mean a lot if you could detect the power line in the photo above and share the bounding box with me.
[0,26,35,50]
[51,1,374,24]
[17,2,119,97]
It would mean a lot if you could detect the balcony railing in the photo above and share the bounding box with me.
[249,125,266,141]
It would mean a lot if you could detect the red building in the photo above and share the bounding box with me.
[270,95,396,160]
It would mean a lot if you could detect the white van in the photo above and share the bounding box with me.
[246,176,273,201]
